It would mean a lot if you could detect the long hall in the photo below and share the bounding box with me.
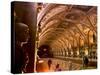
[12,2,97,73]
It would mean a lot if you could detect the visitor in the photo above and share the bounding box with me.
[55,64,62,71]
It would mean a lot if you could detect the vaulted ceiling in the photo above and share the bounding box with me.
[37,4,97,51]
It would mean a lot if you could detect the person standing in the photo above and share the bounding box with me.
[55,64,62,71]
